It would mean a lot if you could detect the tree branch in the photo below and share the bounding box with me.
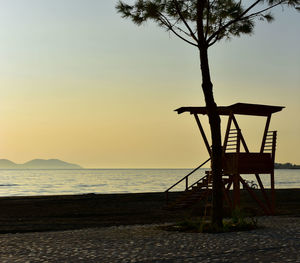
[207,0,262,44]
[243,1,285,20]
[158,13,198,47]
[175,25,194,38]
[208,34,220,47]
[173,0,199,43]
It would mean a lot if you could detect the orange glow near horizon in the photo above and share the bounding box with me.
[0,1,299,168]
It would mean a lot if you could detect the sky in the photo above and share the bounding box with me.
[0,0,299,168]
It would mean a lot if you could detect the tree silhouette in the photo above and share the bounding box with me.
[116,0,299,228]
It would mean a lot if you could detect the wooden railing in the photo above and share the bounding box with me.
[224,128,241,153]
[165,158,211,201]
[263,131,277,154]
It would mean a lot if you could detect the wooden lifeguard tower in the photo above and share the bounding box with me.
[166,103,284,215]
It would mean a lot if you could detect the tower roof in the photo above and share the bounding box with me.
[175,103,284,116]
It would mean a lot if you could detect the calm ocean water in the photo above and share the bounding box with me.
[0,169,299,197]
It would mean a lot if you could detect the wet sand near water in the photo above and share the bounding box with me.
[0,189,299,233]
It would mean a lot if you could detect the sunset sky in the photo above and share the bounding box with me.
[0,1,299,168]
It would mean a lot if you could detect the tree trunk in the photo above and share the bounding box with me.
[198,46,223,228]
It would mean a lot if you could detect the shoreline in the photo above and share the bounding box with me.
[0,189,299,233]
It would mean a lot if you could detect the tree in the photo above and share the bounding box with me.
[116,0,299,228]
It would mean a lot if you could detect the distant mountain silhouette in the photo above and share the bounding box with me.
[0,159,18,168]
[0,159,82,169]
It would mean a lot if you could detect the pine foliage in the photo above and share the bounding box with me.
[116,0,300,47]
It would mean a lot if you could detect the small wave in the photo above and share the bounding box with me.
[76,184,106,188]
[0,184,19,187]
[277,181,298,184]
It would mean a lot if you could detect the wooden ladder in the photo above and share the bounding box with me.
[166,171,213,210]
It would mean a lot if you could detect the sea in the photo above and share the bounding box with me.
[0,169,299,197]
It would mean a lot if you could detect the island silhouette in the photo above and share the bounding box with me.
[0,159,82,169]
